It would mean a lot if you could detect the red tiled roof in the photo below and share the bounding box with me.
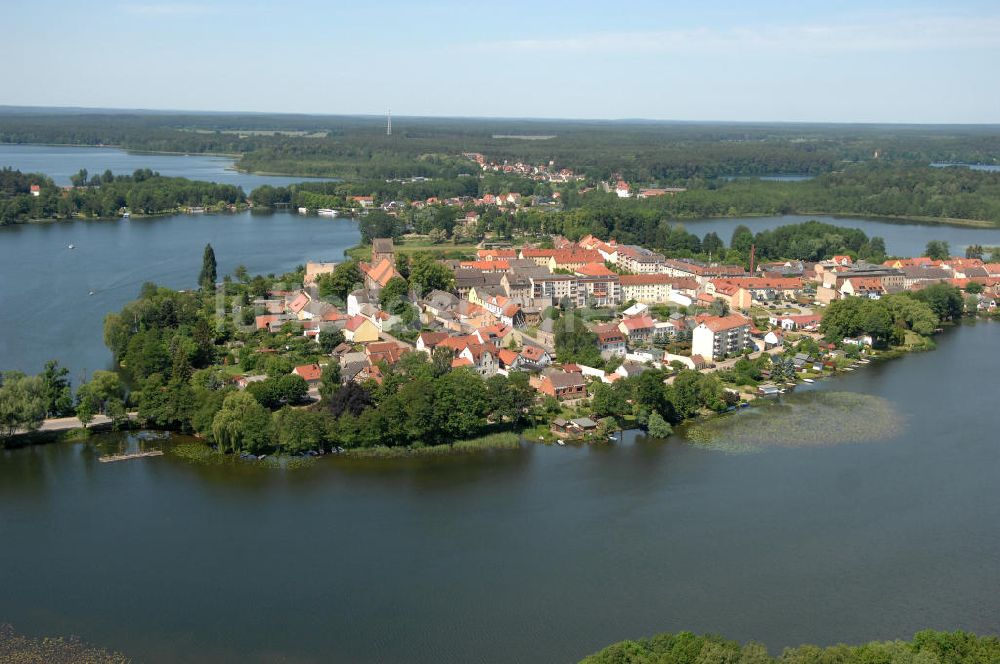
[477,249,517,260]
[498,349,519,366]
[288,292,310,313]
[292,363,322,381]
[574,262,615,277]
[550,249,602,265]
[697,314,751,333]
[417,331,450,348]
[366,341,409,365]
[711,277,803,290]
[255,314,280,330]
[520,345,547,361]
[345,314,371,332]
[361,258,402,288]
[621,315,654,330]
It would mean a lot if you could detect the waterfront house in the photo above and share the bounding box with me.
[531,370,588,401]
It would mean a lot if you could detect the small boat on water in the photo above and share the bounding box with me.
[122,211,130,219]
[802,378,815,383]
[317,208,338,217]
[88,290,95,296]
[556,440,566,446]
[68,244,75,249]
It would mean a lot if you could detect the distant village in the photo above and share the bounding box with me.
[242,229,1000,435]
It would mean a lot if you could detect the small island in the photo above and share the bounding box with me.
[3,220,996,459]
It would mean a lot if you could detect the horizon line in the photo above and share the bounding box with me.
[1,104,999,128]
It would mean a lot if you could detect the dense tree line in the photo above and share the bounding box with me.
[581,630,1000,664]
[5,110,1000,183]
[0,167,245,224]
[819,284,963,346]
[591,367,735,428]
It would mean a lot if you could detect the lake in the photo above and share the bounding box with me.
[0,143,335,190]
[1,321,998,663]
[0,211,360,378]
[671,214,1000,258]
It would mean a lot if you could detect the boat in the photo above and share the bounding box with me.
[317,208,338,217]
[556,440,566,446]
[68,244,75,249]
[843,367,855,371]
[122,211,130,219]
[88,290,95,296]
[802,378,815,383]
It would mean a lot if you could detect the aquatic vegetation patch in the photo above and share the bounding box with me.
[168,441,316,469]
[683,391,904,453]
[343,432,520,458]
[0,623,130,664]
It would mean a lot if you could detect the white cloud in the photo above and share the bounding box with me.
[119,3,219,16]
[479,14,1000,56]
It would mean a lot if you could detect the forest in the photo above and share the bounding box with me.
[3,109,1000,183]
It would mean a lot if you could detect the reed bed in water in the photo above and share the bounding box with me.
[684,391,904,453]
[0,624,130,664]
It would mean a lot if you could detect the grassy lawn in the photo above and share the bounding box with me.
[347,237,481,262]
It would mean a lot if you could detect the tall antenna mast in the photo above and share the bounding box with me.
[386,107,392,136]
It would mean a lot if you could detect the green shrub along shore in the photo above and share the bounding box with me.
[580,630,1000,664]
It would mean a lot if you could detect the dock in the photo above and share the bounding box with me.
[98,450,165,463]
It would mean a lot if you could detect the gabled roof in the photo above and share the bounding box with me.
[498,349,519,366]
[292,363,322,381]
[366,341,409,365]
[360,258,402,288]
[520,345,548,361]
[345,314,374,332]
[288,291,311,313]
[417,331,450,348]
[620,315,655,330]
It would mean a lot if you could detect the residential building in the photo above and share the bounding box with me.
[343,315,379,343]
[292,363,323,386]
[615,245,666,274]
[691,314,753,361]
[593,323,627,356]
[531,370,588,400]
[618,315,655,342]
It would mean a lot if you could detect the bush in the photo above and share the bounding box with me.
[647,412,673,438]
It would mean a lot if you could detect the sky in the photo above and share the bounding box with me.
[2,0,999,123]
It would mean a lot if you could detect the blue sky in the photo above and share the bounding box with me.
[3,0,999,123]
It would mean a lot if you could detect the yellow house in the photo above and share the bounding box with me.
[344,314,379,343]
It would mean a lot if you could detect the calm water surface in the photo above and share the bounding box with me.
[0,143,334,190]
[0,322,998,663]
[0,211,359,377]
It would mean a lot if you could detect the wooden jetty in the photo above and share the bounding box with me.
[98,450,164,463]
